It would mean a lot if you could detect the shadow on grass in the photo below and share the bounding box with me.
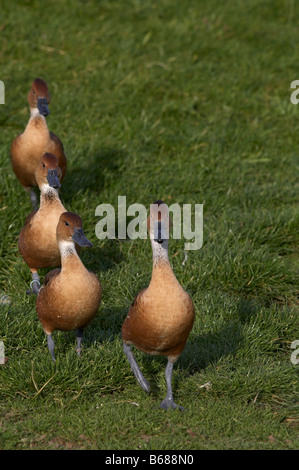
[42,304,126,359]
[80,241,125,275]
[179,297,262,374]
[61,147,127,204]
[237,297,260,323]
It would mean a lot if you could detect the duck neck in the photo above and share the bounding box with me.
[59,240,85,272]
[30,108,45,119]
[39,185,62,208]
[149,239,180,290]
[151,239,170,266]
[150,239,173,281]
[26,109,49,133]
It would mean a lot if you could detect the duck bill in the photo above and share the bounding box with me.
[47,169,61,190]
[37,97,50,116]
[72,228,93,248]
[153,221,168,244]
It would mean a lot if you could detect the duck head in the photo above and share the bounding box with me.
[57,212,93,249]
[28,78,50,116]
[35,153,61,192]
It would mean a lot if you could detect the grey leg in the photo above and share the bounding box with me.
[123,343,150,394]
[29,189,38,209]
[76,328,83,356]
[26,272,40,295]
[160,360,184,411]
[47,334,55,361]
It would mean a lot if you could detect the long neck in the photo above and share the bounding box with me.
[149,239,182,292]
[58,240,85,273]
[149,239,175,284]
[151,239,169,266]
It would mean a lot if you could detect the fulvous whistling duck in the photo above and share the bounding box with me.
[18,153,66,295]
[10,78,67,208]
[122,200,195,410]
[36,212,102,361]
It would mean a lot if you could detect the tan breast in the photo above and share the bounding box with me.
[122,263,195,361]
[37,261,102,334]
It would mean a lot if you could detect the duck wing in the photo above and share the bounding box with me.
[43,268,61,287]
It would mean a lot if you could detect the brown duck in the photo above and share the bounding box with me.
[10,78,67,208]
[18,153,66,294]
[36,212,102,361]
[122,200,195,410]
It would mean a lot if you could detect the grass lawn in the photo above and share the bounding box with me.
[0,0,298,450]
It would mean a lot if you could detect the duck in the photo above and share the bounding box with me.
[121,200,195,411]
[36,212,102,361]
[18,152,67,295]
[10,78,67,208]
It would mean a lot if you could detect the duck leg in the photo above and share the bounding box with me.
[25,187,38,209]
[47,334,55,361]
[29,189,38,209]
[123,343,150,394]
[76,328,83,356]
[26,272,40,295]
[160,360,184,411]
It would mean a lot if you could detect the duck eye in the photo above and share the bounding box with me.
[42,163,45,168]
[65,221,69,226]
[32,89,35,95]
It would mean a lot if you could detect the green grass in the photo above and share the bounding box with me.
[0,0,298,450]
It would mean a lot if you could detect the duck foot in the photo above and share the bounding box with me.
[160,398,184,411]
[160,360,184,411]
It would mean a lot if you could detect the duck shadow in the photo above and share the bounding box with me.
[60,147,127,204]
[53,304,126,356]
[178,297,260,374]
[87,305,127,341]
[80,239,125,275]
[57,146,128,273]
